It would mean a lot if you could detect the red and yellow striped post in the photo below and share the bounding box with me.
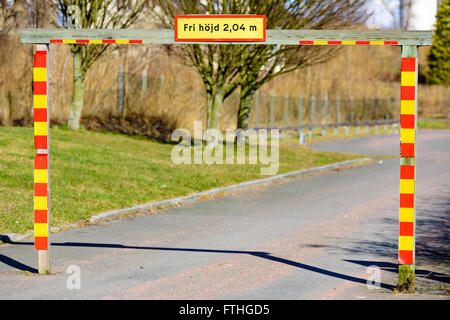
[33,44,51,274]
[398,45,418,292]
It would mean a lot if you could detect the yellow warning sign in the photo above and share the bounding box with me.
[175,15,266,42]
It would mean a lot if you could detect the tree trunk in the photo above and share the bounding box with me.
[237,86,256,131]
[235,86,257,144]
[206,87,225,131]
[67,50,85,130]
[206,91,213,129]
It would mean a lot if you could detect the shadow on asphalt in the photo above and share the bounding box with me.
[343,191,448,252]
[1,240,396,289]
[344,260,450,284]
[2,188,447,291]
[0,253,38,273]
[335,190,450,286]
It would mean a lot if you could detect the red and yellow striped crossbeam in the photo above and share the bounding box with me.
[299,40,398,45]
[50,39,399,45]
[33,50,49,250]
[50,39,143,44]
[399,56,416,265]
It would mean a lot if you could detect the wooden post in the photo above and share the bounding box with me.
[349,97,354,136]
[335,97,340,135]
[298,97,303,141]
[398,45,418,292]
[375,97,379,120]
[159,74,165,93]
[141,67,148,98]
[309,97,316,138]
[362,97,367,121]
[158,74,165,111]
[336,96,341,122]
[270,95,275,128]
[386,97,390,116]
[298,97,303,130]
[284,94,289,128]
[322,94,328,124]
[385,98,389,131]
[392,97,397,116]
[117,65,124,116]
[322,94,328,136]
[34,44,51,274]
[299,132,306,145]
[254,92,259,128]
[349,97,354,124]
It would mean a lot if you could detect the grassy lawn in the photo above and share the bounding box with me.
[418,120,450,130]
[0,126,362,235]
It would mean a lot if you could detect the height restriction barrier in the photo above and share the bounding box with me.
[20,18,432,292]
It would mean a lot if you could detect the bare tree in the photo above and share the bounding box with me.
[155,0,248,131]
[0,0,26,34]
[380,0,399,29]
[235,1,367,131]
[400,0,413,29]
[1,0,56,34]
[56,0,147,130]
[155,0,367,131]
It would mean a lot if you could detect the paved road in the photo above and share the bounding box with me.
[0,131,449,299]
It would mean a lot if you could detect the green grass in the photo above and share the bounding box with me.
[418,120,450,130]
[0,126,361,234]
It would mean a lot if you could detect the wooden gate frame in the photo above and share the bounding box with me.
[20,28,433,291]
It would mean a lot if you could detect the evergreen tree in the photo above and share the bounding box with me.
[426,0,450,86]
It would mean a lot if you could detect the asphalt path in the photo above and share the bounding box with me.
[0,130,449,299]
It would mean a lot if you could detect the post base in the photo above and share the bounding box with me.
[38,250,51,274]
[398,264,414,293]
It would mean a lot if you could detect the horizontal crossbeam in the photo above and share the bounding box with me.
[20,29,433,46]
